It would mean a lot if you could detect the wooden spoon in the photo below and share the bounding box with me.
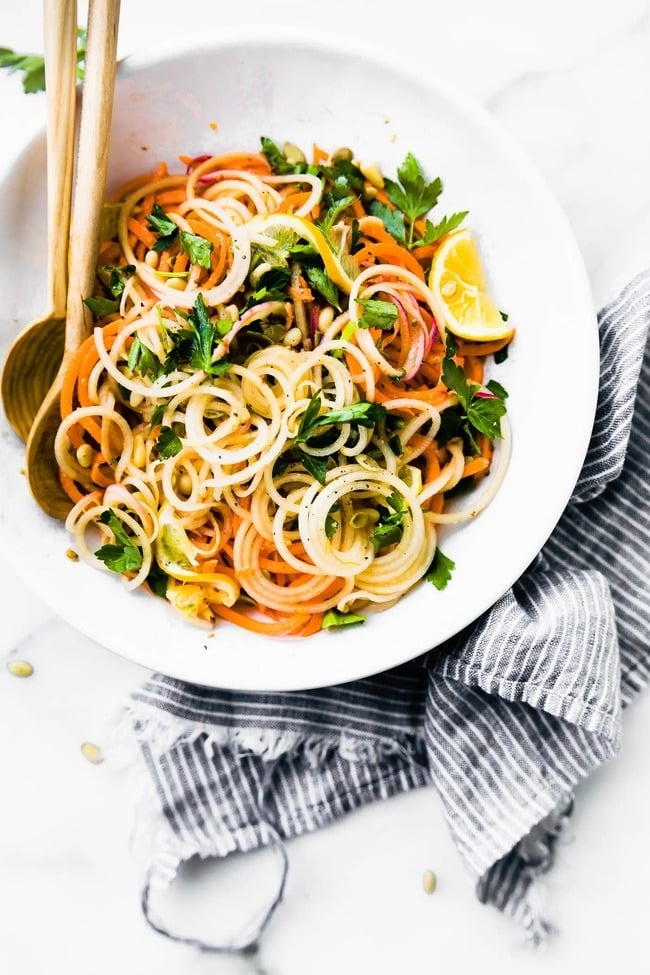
[25,0,121,520]
[0,0,78,443]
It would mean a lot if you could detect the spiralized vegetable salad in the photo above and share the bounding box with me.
[56,139,514,636]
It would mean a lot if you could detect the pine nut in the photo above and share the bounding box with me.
[178,473,193,495]
[318,306,335,332]
[144,249,159,268]
[283,142,306,165]
[76,443,93,468]
[359,160,385,189]
[331,147,353,164]
[7,660,33,678]
[423,869,437,894]
[66,548,79,562]
[283,327,303,348]
[129,391,144,408]
[132,435,146,468]
[362,185,378,203]
[165,276,186,291]
[80,742,104,765]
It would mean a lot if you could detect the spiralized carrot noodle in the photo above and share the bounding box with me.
[58,139,514,637]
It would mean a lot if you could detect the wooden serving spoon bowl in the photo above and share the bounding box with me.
[25,0,121,520]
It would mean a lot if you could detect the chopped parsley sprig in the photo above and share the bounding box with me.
[441,335,508,452]
[95,509,143,574]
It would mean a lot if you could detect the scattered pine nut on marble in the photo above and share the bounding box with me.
[80,742,104,765]
[423,869,437,894]
[6,660,34,678]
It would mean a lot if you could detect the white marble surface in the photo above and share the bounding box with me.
[1,1,649,972]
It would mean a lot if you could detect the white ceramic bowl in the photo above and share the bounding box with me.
[0,31,598,690]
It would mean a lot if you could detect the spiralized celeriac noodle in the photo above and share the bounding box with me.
[56,139,513,636]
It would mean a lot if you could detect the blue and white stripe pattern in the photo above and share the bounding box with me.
[126,270,650,951]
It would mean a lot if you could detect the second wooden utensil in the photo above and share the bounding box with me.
[26,0,121,520]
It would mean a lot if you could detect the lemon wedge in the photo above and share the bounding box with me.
[429,229,513,342]
[246,213,357,293]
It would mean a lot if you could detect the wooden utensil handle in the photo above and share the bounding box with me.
[65,0,121,352]
[44,0,78,319]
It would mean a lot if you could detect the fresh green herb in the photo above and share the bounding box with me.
[325,514,339,539]
[146,562,169,598]
[389,434,403,456]
[157,425,182,459]
[296,395,387,443]
[95,509,143,574]
[499,310,509,321]
[300,452,328,486]
[494,345,509,364]
[147,203,178,252]
[356,297,398,331]
[384,153,442,248]
[83,295,120,318]
[103,264,135,298]
[318,178,357,236]
[209,359,232,377]
[414,211,469,247]
[442,350,508,447]
[370,491,407,551]
[425,548,456,590]
[179,230,213,269]
[369,199,407,247]
[149,404,165,431]
[127,336,162,380]
[305,266,341,310]
[0,28,85,94]
[260,136,306,175]
[486,379,509,400]
[244,267,292,308]
[321,608,366,628]
[182,293,227,374]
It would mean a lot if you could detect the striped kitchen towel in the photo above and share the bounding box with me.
[123,269,650,952]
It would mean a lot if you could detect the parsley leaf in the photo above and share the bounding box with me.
[414,211,469,247]
[179,230,213,269]
[186,293,222,373]
[442,353,508,445]
[296,395,387,443]
[425,548,456,590]
[384,153,442,247]
[149,404,165,431]
[369,200,407,247]
[128,336,162,380]
[370,491,406,552]
[260,136,306,175]
[147,203,179,252]
[95,509,143,574]
[321,608,366,628]
[83,295,120,318]
[104,264,135,297]
[0,28,85,94]
[325,514,338,539]
[305,266,341,310]
[318,178,357,236]
[244,267,292,309]
[356,298,398,331]
[301,452,328,486]
[157,425,182,459]
[146,562,169,598]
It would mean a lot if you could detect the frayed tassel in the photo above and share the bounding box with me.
[112,698,425,770]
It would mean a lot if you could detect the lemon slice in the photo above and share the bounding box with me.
[246,213,357,293]
[429,228,513,342]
